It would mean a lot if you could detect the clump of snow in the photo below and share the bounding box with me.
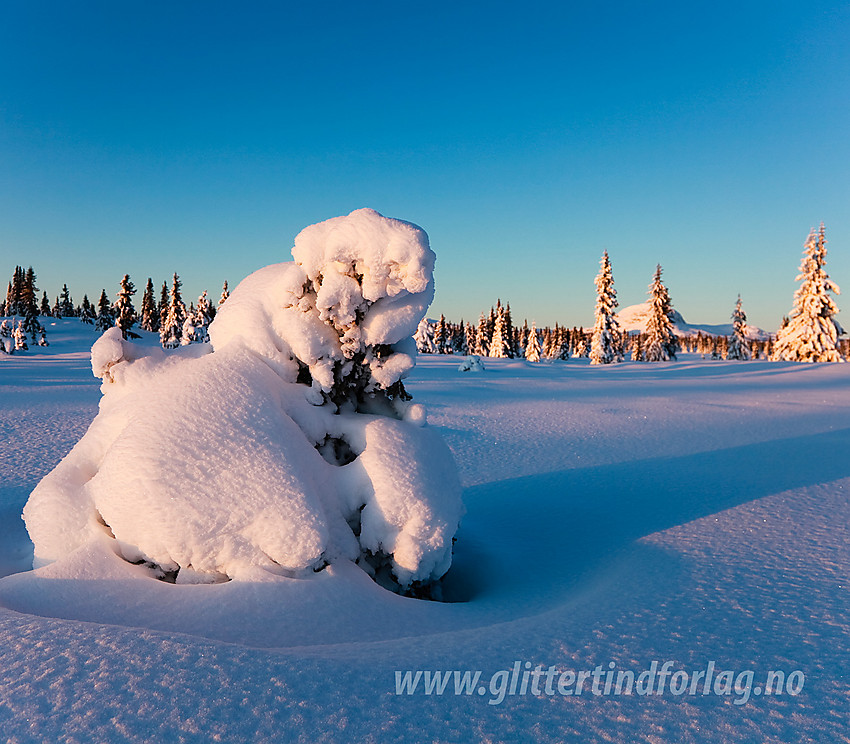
[23,209,462,594]
[458,355,485,372]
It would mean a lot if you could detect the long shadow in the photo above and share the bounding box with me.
[0,487,34,580]
[443,427,850,605]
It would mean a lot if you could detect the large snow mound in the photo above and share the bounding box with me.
[22,208,462,591]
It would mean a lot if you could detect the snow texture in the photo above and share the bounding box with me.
[2,343,850,743]
[22,209,461,589]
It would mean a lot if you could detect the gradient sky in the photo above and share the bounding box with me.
[1,1,848,331]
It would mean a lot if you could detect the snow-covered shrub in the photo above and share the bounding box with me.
[23,209,463,596]
[458,355,485,372]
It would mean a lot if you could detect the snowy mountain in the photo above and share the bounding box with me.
[617,301,769,340]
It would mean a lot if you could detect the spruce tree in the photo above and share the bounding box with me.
[726,295,750,360]
[20,267,42,338]
[219,280,229,307]
[489,305,510,358]
[95,290,115,332]
[181,315,196,345]
[771,224,843,362]
[557,325,571,360]
[4,280,14,316]
[160,272,187,349]
[503,302,515,357]
[644,264,678,362]
[8,267,23,316]
[40,291,51,316]
[474,311,490,356]
[159,281,169,333]
[139,278,158,332]
[414,317,437,353]
[59,283,74,316]
[13,320,28,351]
[434,314,448,353]
[631,333,644,361]
[518,320,529,355]
[192,291,212,343]
[524,321,541,362]
[461,321,474,355]
[114,274,140,339]
[79,295,95,324]
[590,250,623,365]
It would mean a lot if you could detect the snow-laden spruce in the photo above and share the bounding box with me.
[726,295,749,361]
[23,208,463,594]
[643,264,678,362]
[414,316,437,353]
[771,224,843,363]
[524,321,541,362]
[590,250,623,365]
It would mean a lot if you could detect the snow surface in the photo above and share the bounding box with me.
[1,324,849,742]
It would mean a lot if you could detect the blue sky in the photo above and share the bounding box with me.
[1,1,848,330]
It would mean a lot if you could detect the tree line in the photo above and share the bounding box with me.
[1,267,229,353]
[416,223,846,364]
[3,223,844,363]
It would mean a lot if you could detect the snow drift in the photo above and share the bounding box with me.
[22,208,463,593]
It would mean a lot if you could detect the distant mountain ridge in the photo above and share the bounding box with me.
[616,301,769,340]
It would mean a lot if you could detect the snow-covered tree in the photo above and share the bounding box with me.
[59,283,74,316]
[17,267,42,338]
[13,320,28,351]
[631,333,644,361]
[40,292,51,316]
[726,295,750,360]
[219,280,229,307]
[771,224,843,363]
[114,274,140,340]
[158,281,169,332]
[434,314,448,353]
[524,321,541,362]
[460,321,474,356]
[191,291,213,343]
[590,250,623,365]
[414,317,437,353]
[95,290,115,332]
[503,302,515,357]
[4,276,16,316]
[160,273,187,349]
[79,295,95,324]
[473,311,490,356]
[489,304,511,358]
[644,264,678,362]
[139,278,158,332]
[6,267,23,316]
[180,316,196,346]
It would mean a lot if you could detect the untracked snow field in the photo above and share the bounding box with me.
[1,323,849,743]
